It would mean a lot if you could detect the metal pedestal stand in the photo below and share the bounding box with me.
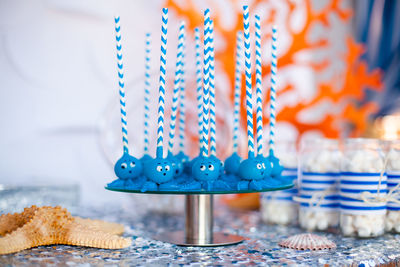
[106,183,293,247]
[155,195,244,246]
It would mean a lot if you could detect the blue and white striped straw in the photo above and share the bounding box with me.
[201,9,212,157]
[243,6,254,158]
[167,22,185,154]
[255,15,263,156]
[233,31,243,153]
[114,16,129,155]
[209,20,217,156]
[194,27,203,150]
[143,32,151,153]
[269,25,277,156]
[178,27,187,153]
[156,8,168,158]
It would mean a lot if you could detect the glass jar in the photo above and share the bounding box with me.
[298,138,340,231]
[340,138,386,237]
[261,141,298,225]
[385,140,400,232]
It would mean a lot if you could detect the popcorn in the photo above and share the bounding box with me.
[298,139,340,231]
[339,138,386,237]
[299,208,339,231]
[385,143,400,233]
[261,200,297,225]
[342,150,385,173]
[341,214,385,237]
[387,148,400,171]
[303,150,340,173]
[386,210,400,232]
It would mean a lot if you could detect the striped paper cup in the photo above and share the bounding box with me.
[387,170,400,210]
[340,172,387,215]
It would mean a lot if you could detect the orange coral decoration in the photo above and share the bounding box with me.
[166,0,383,142]
[166,0,383,210]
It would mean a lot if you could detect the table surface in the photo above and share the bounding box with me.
[1,203,400,266]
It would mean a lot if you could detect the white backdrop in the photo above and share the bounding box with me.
[0,0,349,207]
[0,0,171,206]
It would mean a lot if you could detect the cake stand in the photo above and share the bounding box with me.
[106,183,293,247]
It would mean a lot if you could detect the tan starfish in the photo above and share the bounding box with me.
[0,206,131,255]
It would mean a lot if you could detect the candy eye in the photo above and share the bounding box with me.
[257,163,262,169]
[208,165,214,171]
[262,163,266,169]
[156,166,163,172]
[200,165,206,171]
[165,165,170,171]
[130,162,136,168]
[121,163,127,169]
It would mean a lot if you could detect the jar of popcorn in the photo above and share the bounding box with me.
[340,138,387,237]
[298,138,340,231]
[261,141,298,225]
[385,140,400,232]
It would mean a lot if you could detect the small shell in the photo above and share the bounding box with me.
[279,233,336,250]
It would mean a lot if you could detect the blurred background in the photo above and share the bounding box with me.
[0,0,399,208]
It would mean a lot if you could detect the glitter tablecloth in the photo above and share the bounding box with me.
[1,203,400,266]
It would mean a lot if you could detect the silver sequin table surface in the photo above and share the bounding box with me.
[1,204,399,266]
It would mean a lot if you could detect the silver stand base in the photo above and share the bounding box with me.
[155,231,244,247]
[153,195,244,247]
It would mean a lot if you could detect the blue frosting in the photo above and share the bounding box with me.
[140,154,153,163]
[224,152,241,175]
[108,153,290,193]
[267,154,284,177]
[114,153,143,180]
[166,152,184,177]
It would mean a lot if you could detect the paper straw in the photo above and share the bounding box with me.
[194,27,203,150]
[233,31,243,153]
[143,32,151,153]
[114,16,129,155]
[167,22,185,154]
[201,9,212,157]
[209,20,217,156]
[255,15,263,156]
[178,27,187,152]
[243,6,254,158]
[156,8,168,158]
[269,25,277,156]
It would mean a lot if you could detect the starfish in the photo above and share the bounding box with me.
[0,206,131,255]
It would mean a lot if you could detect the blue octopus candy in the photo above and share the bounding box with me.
[210,155,224,177]
[237,157,268,191]
[224,152,242,175]
[175,151,191,174]
[257,154,272,179]
[108,153,145,189]
[166,152,184,177]
[267,153,284,178]
[191,156,230,191]
[142,157,176,192]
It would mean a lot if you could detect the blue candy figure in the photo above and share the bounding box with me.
[238,155,269,190]
[224,152,241,175]
[107,17,146,191]
[142,153,175,191]
[167,152,184,177]
[108,153,146,189]
[267,152,284,178]
[191,156,227,190]
[176,151,191,175]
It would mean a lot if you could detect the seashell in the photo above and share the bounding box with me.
[279,233,336,250]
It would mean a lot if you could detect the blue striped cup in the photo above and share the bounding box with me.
[339,172,387,215]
